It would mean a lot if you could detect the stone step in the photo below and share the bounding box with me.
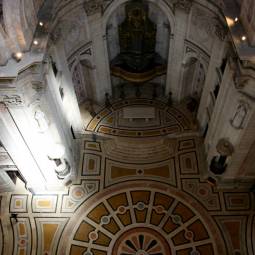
[103,138,173,162]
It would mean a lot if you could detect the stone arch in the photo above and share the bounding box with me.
[51,1,90,37]
[103,0,174,95]
[33,0,44,13]
[0,0,38,64]
[102,0,175,33]
[4,0,37,51]
[53,7,90,58]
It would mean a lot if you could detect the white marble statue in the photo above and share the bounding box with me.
[34,109,49,133]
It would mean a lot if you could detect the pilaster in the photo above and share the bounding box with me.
[87,12,112,103]
[197,37,226,129]
[166,5,190,101]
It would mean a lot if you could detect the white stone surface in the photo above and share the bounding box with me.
[123,106,155,120]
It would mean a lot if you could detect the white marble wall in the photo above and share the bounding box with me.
[203,60,255,184]
[0,56,82,192]
[0,0,38,64]
[50,0,225,104]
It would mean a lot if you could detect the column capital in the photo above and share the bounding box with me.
[214,18,228,41]
[0,95,24,107]
[83,0,112,16]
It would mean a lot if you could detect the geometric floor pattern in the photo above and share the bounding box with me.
[0,101,254,255]
[85,98,197,138]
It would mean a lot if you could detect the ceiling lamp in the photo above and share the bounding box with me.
[15,52,23,59]
[241,36,247,41]
[12,52,23,62]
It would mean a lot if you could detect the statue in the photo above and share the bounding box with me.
[34,109,49,133]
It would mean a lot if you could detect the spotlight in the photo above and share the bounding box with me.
[12,52,23,62]
[33,40,39,45]
[241,36,247,41]
[39,21,44,26]
[15,52,23,59]
[234,17,238,22]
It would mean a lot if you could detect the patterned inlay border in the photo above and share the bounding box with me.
[0,134,253,255]
[57,181,227,255]
[85,99,196,138]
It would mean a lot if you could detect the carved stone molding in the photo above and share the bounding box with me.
[0,78,16,89]
[84,0,102,16]
[16,63,44,88]
[83,0,116,16]
[234,75,250,89]
[31,81,45,93]
[1,95,23,107]
[14,63,47,106]
[49,26,62,44]
[214,18,228,41]
[173,0,193,13]
[0,102,7,112]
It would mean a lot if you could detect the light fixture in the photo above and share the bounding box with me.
[234,17,238,22]
[33,40,39,45]
[12,52,23,62]
[39,21,44,26]
[226,17,234,27]
[241,36,247,41]
[15,52,23,59]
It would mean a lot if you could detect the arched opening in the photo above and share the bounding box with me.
[106,0,171,99]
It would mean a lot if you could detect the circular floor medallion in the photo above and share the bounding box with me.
[112,227,171,255]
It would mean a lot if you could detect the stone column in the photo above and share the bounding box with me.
[224,110,255,180]
[87,12,112,103]
[197,34,226,129]
[0,103,47,192]
[166,5,191,101]
[8,105,63,189]
[204,63,234,161]
[49,41,83,134]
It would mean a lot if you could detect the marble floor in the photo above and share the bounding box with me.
[0,99,254,255]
